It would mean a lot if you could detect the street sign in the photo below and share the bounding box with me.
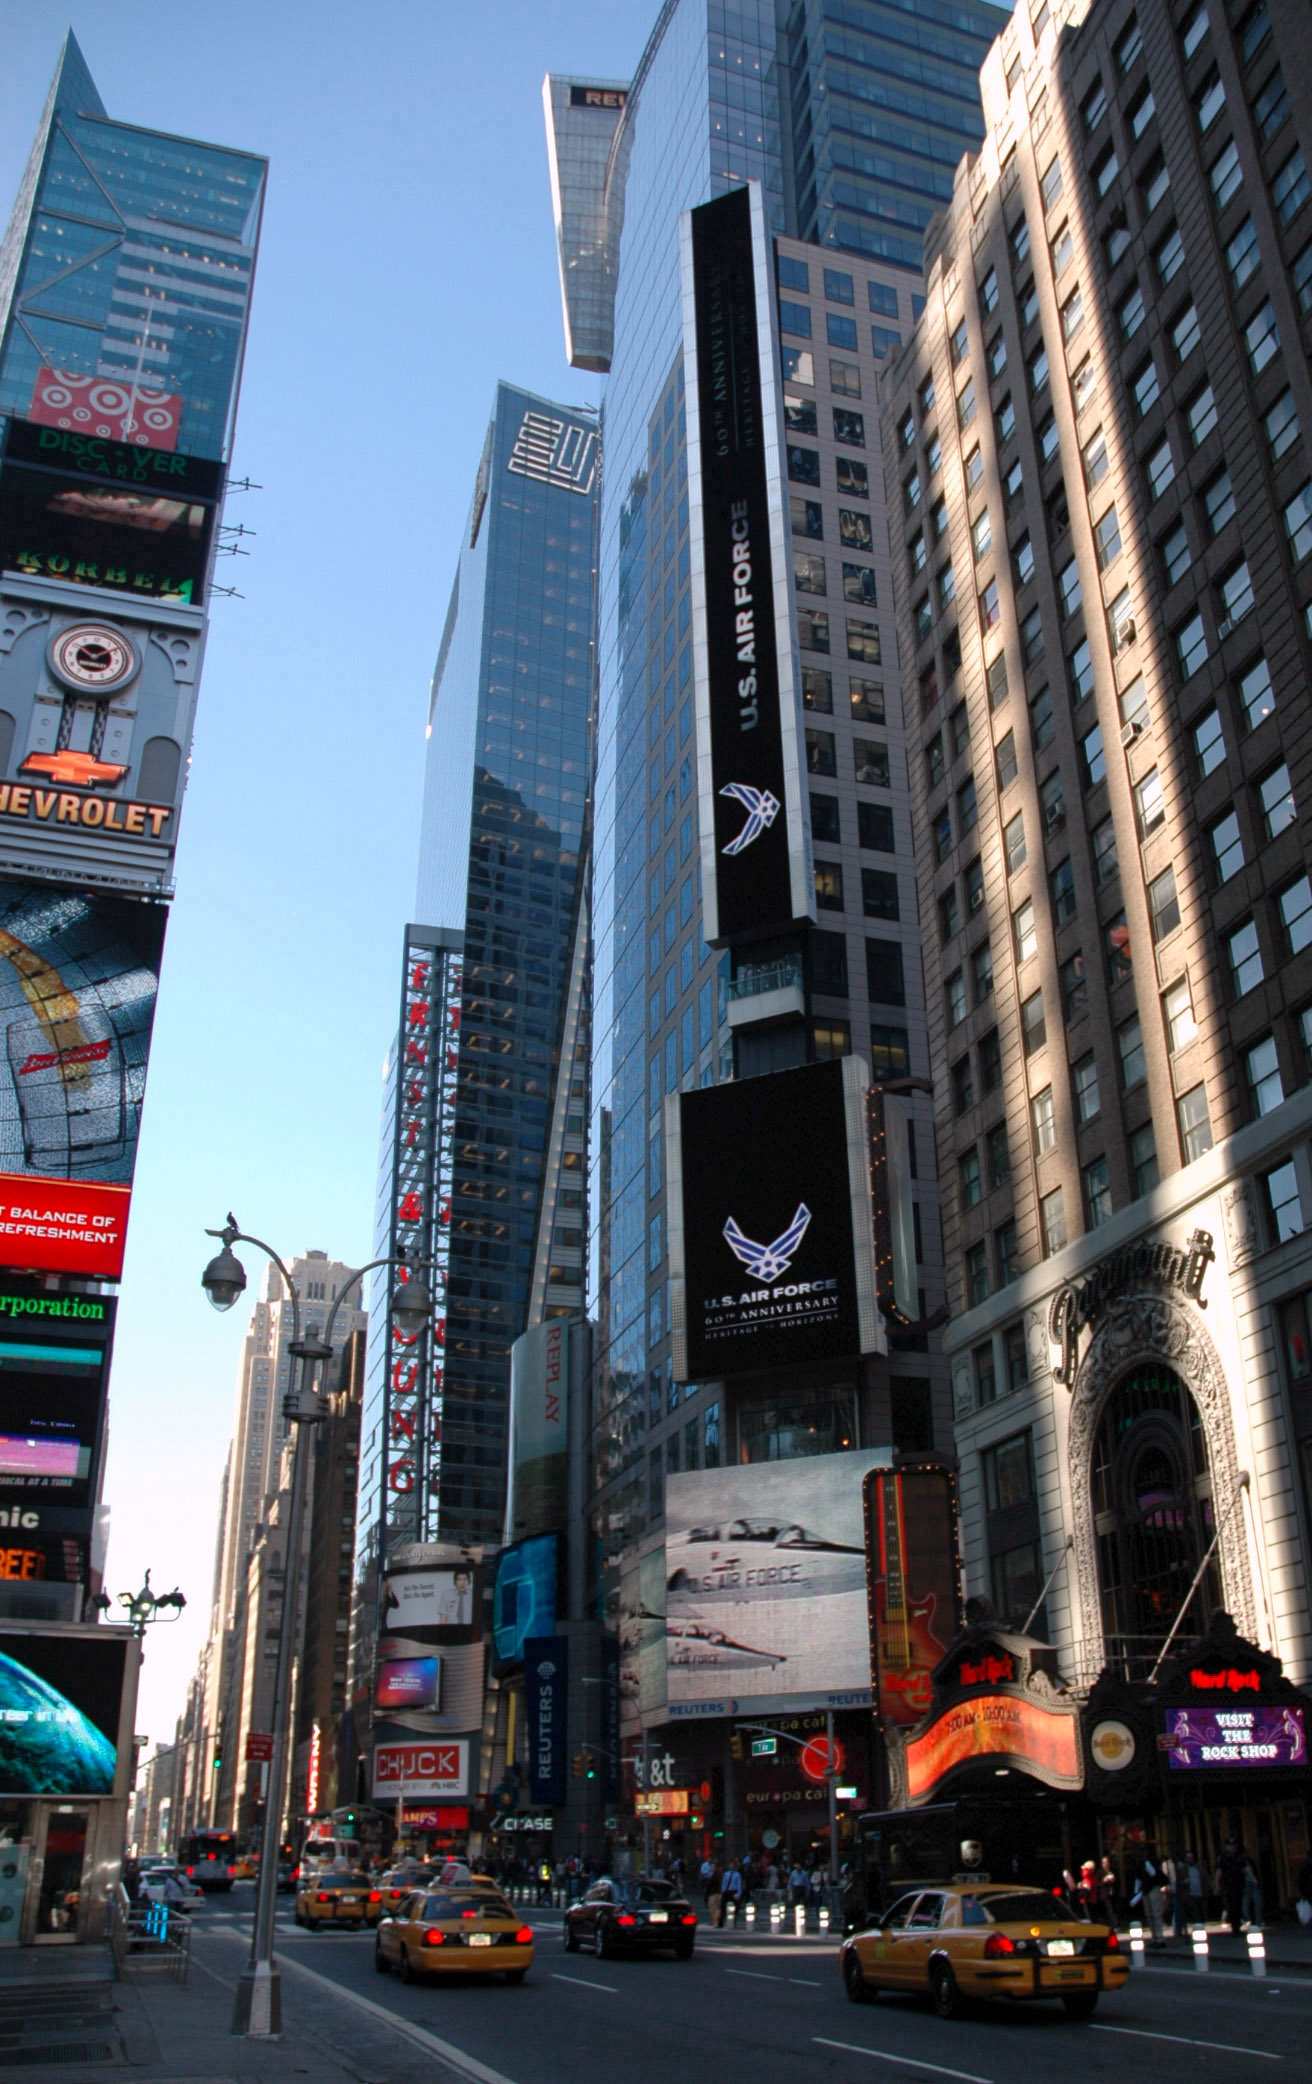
[750,1738,777,1757]
[245,1732,273,1762]
[835,1784,858,1798]
[1156,1733,1179,1751]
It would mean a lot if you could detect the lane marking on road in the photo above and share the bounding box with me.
[726,1968,776,1980]
[789,1977,822,1986]
[552,1972,617,1994]
[814,2036,993,2084]
[203,1930,520,2084]
[1090,2022,1281,2059]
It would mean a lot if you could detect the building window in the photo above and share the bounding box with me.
[1178,1083,1213,1162]
[1040,1187,1067,1256]
[1061,950,1087,1024]
[974,1340,997,1407]
[1021,607,1044,663]
[1194,706,1225,775]
[866,938,905,1004]
[861,868,899,918]
[973,942,994,1005]
[843,561,876,602]
[959,1147,983,1209]
[1092,815,1118,885]
[1083,1156,1113,1229]
[858,798,895,847]
[1160,521,1190,588]
[1284,482,1312,564]
[978,1026,1001,1092]
[851,677,884,722]
[1080,723,1106,788]
[1163,977,1198,1053]
[1279,876,1312,952]
[785,392,818,435]
[1226,216,1261,288]
[1210,810,1244,883]
[1040,155,1063,210]
[814,860,844,910]
[946,971,967,1027]
[952,1054,973,1114]
[1145,437,1176,501]
[1246,1035,1284,1118]
[1134,358,1161,418]
[1149,866,1180,941]
[791,495,823,538]
[996,1219,1020,1286]
[1041,768,1066,834]
[846,618,880,664]
[1074,1052,1100,1122]
[1254,64,1290,141]
[794,548,827,594]
[831,358,861,397]
[1021,989,1046,1056]
[1106,912,1132,982]
[966,1243,990,1308]
[1119,1013,1146,1088]
[1273,149,1309,224]
[1095,506,1123,570]
[1014,898,1037,963]
[703,1401,720,1468]
[1263,1158,1304,1242]
[802,666,833,712]
[813,1018,852,1060]
[1050,857,1076,925]
[1259,762,1296,838]
[1246,300,1281,375]
[1129,1123,1159,1196]
[987,1121,1011,1188]
[779,299,812,338]
[1172,301,1201,362]
[810,793,840,843]
[838,458,870,498]
[797,607,829,651]
[1031,1085,1056,1155]
[1135,768,1165,836]
[1265,391,1300,462]
[805,727,836,775]
[1218,560,1255,630]
[1227,917,1263,995]
[1004,812,1027,875]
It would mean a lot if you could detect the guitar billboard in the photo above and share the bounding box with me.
[863,1465,961,1729]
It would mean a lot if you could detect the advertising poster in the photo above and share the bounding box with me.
[1165,1705,1306,1769]
[0,420,220,606]
[900,1693,1084,1805]
[507,1318,569,1539]
[524,1634,569,1806]
[374,1656,441,1713]
[0,1282,114,1517]
[667,1056,880,1381]
[491,1535,557,1674]
[664,1449,887,1705]
[0,1627,132,1796]
[864,1466,962,1728]
[682,182,812,944]
[372,1738,469,1800]
[0,884,166,1279]
[380,1566,475,1633]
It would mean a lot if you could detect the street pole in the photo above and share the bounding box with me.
[826,1709,839,1888]
[642,1727,651,1875]
[201,1224,436,2041]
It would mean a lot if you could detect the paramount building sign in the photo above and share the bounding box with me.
[1049,1227,1215,1386]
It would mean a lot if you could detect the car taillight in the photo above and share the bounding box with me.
[316,1892,331,1904]
[422,1929,446,1946]
[616,1913,636,1926]
[983,1932,1015,1957]
[368,1891,382,1903]
[461,1909,478,1918]
[186,1867,194,1878]
[681,1914,697,1926]
[515,1926,533,1945]
[1104,1930,1119,1951]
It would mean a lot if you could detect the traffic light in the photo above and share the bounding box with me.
[585,1758,596,1780]
[729,1731,744,1762]
[212,1747,222,1772]
[572,1752,585,1779]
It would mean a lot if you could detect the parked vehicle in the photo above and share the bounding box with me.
[563,1877,697,1959]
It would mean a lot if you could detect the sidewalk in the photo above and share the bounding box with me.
[0,1941,377,2081]
[1125,1918,1312,1975]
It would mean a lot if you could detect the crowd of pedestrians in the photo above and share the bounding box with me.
[1062,1838,1282,1944]
[695,1852,840,1927]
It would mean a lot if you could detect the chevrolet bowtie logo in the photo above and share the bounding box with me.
[19,751,128,789]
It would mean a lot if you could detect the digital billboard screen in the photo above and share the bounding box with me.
[1165,1706,1306,1769]
[0,1284,113,1514]
[864,1465,962,1729]
[375,1656,441,1713]
[0,1627,132,1796]
[380,1567,475,1634]
[0,883,166,1278]
[683,182,811,944]
[667,1056,880,1381]
[491,1534,557,1675]
[664,1449,888,1706]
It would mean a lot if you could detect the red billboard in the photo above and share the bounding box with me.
[0,1176,130,1278]
[904,1693,1083,1802]
[27,370,183,452]
[864,1466,962,1728]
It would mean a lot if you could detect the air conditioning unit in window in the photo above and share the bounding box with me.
[1116,617,1136,648]
[1119,718,1142,746]
[1044,808,1066,833]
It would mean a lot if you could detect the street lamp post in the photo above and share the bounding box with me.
[200,1218,432,2040]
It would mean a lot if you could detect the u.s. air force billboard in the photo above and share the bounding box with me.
[665,1055,881,1381]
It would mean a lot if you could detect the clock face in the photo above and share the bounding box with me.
[47,622,138,695]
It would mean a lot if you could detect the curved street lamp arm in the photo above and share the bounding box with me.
[205,1218,301,1345]
[322,1253,436,1347]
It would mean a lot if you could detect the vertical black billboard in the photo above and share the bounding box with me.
[666,1056,880,1380]
[863,1465,962,1730]
[0,1281,115,1527]
[684,185,810,944]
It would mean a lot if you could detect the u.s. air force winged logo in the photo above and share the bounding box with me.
[722,1203,811,1284]
[720,782,780,856]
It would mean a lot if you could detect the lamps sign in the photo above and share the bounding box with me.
[384,930,461,1542]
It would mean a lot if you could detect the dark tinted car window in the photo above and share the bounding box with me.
[980,1892,1076,1924]
[422,1890,502,1916]
[617,1880,678,1903]
[881,1893,921,1930]
[910,1894,945,1928]
[320,1872,371,1888]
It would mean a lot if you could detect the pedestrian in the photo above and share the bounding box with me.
[718,1862,743,1926]
[1131,1850,1166,1947]
[1242,1853,1264,1930]
[1098,1855,1118,1928]
[1217,1837,1247,1934]
[1294,1851,1312,1926]
[789,1862,807,1906]
[700,1855,715,1902]
[1163,1851,1186,1939]
[1183,1849,1206,1928]
[1077,1860,1100,1920]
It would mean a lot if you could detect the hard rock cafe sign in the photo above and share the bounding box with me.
[1048,1228,1215,1388]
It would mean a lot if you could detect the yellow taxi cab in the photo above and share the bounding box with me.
[233,1854,257,1881]
[366,1864,435,1927]
[839,1883,1128,2019]
[294,1868,374,1931]
[374,1884,534,1984]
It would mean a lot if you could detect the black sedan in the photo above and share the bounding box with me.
[564,1878,696,1959]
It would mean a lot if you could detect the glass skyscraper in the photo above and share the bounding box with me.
[358,383,599,1566]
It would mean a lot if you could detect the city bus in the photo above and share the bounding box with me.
[852,1798,1079,1923]
[178,1828,238,1891]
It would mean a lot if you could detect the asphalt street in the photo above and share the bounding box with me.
[189,1887,1311,2084]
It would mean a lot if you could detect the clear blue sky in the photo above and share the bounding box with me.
[0,1,648,1750]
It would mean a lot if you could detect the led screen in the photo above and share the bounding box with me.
[380,1567,474,1633]
[664,1450,887,1705]
[0,884,165,1278]
[0,1289,113,1513]
[0,1628,129,1795]
[375,1656,440,1712]
[1165,1705,1306,1769]
[491,1534,558,1674]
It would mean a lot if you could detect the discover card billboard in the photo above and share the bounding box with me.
[664,1448,888,1707]
[666,1055,881,1381]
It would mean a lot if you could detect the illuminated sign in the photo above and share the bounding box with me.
[0,1626,134,1797]
[381,1567,474,1633]
[372,1738,469,1800]
[0,884,166,1280]
[636,1788,690,1816]
[525,1634,568,1806]
[306,1720,321,1816]
[0,464,213,605]
[0,785,172,843]
[26,372,184,453]
[401,1804,468,1830]
[492,1535,558,1673]
[865,1465,961,1729]
[1187,1666,1260,1693]
[902,1693,1083,1805]
[5,421,219,497]
[0,1294,115,1512]
[667,1057,880,1381]
[1165,1706,1306,1769]
[568,84,627,108]
[375,1656,441,1712]
[683,183,811,944]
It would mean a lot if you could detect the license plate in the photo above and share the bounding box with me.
[649,1911,669,1924]
[469,1932,493,1947]
[1047,1939,1075,1957]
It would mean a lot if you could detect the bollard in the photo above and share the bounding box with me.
[1191,1925,1209,1973]
[770,1900,783,1931]
[745,1900,756,1927]
[1247,1928,1267,1978]
[1129,1921,1145,1970]
[794,1903,805,1938]
[819,1906,830,1933]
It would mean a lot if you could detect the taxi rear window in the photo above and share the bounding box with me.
[321,1872,372,1888]
[971,1891,1077,1924]
[422,1890,510,1917]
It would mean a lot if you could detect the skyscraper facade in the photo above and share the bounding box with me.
[880,0,1312,1711]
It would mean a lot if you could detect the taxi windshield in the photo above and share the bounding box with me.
[422,1890,510,1918]
[971,1891,1078,1924]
